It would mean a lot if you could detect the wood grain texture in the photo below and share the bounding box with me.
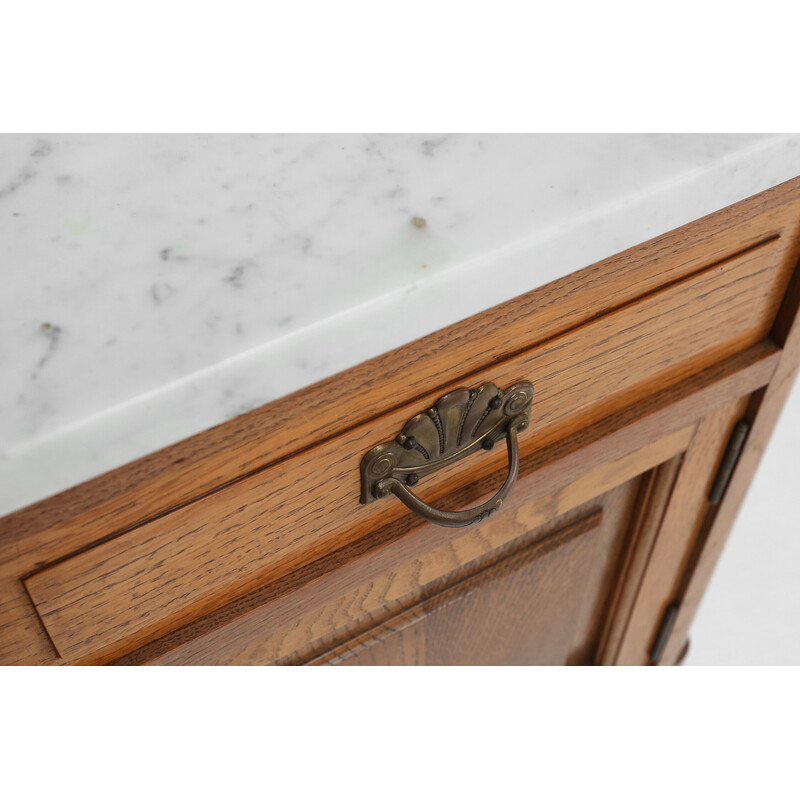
[22,243,786,663]
[142,427,678,665]
[310,510,606,666]
[594,454,684,665]
[134,342,778,667]
[131,329,781,666]
[614,395,751,664]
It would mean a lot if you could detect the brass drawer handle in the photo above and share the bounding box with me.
[360,381,534,528]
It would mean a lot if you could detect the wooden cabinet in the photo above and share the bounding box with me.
[2,178,800,665]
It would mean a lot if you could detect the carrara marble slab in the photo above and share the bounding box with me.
[2,133,799,516]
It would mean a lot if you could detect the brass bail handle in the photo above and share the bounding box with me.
[375,416,524,527]
[359,381,534,529]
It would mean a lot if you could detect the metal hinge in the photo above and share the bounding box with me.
[708,419,751,505]
[649,419,753,664]
[650,602,680,663]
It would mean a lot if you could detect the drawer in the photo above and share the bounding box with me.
[22,234,792,663]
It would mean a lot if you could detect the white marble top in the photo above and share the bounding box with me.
[3,133,800,517]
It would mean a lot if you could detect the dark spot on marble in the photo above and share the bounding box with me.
[56,175,72,185]
[411,216,427,229]
[32,322,63,377]
[31,139,53,159]
[420,137,447,157]
[278,315,293,326]
[0,139,53,199]
[387,185,404,199]
[159,247,189,263]
[13,212,21,216]
[151,282,175,304]
[421,263,429,269]
[0,168,35,199]
[364,139,385,159]
[225,264,246,287]
[224,259,256,288]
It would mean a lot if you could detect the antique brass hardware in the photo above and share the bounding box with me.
[359,381,534,528]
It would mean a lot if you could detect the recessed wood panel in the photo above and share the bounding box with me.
[23,238,791,662]
[316,511,606,666]
[309,476,646,667]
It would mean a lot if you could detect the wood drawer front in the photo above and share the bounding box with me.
[23,237,791,663]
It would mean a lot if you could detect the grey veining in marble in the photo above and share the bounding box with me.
[2,133,799,516]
